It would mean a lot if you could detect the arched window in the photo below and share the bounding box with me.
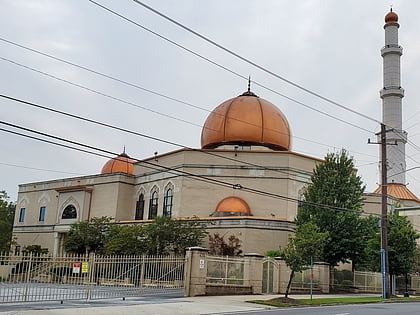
[135,194,145,220]
[62,205,77,219]
[163,188,173,217]
[148,191,158,219]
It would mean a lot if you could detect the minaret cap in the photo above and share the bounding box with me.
[384,9,399,27]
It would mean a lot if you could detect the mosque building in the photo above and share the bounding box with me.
[12,10,420,256]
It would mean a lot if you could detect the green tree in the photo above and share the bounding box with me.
[104,225,147,255]
[104,216,207,255]
[296,150,366,266]
[280,222,327,297]
[264,250,281,257]
[0,190,16,252]
[144,216,207,255]
[63,216,113,255]
[364,211,419,276]
[352,215,381,270]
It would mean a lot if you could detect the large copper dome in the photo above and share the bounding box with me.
[101,151,135,175]
[201,89,291,151]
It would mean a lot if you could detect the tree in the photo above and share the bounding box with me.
[144,216,207,255]
[351,215,381,270]
[296,150,366,266]
[208,233,242,256]
[63,216,113,255]
[0,190,16,252]
[105,216,208,255]
[104,225,147,255]
[264,250,281,257]
[280,222,327,297]
[364,211,419,277]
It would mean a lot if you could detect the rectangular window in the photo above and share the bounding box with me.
[19,208,26,222]
[39,206,46,222]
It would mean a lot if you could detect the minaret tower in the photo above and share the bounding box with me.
[380,9,407,184]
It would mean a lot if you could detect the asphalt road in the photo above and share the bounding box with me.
[220,302,420,315]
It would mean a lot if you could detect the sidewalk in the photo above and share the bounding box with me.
[0,294,381,315]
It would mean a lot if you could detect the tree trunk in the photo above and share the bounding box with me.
[285,269,295,298]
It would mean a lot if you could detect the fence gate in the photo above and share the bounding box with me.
[262,257,277,294]
[0,253,185,303]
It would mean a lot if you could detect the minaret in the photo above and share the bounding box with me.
[380,9,407,184]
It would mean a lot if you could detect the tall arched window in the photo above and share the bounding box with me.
[135,194,145,220]
[62,205,77,219]
[163,188,173,217]
[148,191,158,219]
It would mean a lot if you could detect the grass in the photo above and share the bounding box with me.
[248,296,420,308]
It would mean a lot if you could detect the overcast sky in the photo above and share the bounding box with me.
[2,0,420,202]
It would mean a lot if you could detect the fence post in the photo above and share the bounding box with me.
[139,255,145,293]
[184,247,208,297]
[314,262,330,293]
[23,252,33,302]
[87,253,96,300]
[244,253,263,294]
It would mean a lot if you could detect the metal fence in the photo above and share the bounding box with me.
[206,255,247,285]
[354,271,382,292]
[0,253,185,303]
[262,257,277,293]
[291,266,320,289]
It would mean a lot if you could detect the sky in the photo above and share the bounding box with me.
[1,0,420,202]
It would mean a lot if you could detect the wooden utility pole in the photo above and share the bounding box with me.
[380,123,390,298]
[369,123,391,299]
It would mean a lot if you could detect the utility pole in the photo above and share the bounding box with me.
[380,123,390,299]
[369,123,391,299]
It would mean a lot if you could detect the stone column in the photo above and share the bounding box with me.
[184,247,208,297]
[314,262,330,293]
[276,259,292,294]
[53,232,60,257]
[244,253,264,294]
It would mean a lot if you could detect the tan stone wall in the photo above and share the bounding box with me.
[202,219,295,255]
[13,231,55,253]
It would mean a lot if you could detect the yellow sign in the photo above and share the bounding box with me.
[81,262,89,273]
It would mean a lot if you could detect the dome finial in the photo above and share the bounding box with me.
[123,145,126,154]
[240,76,258,97]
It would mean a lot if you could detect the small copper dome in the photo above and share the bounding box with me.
[212,196,251,216]
[101,152,135,175]
[201,89,291,151]
[385,10,398,26]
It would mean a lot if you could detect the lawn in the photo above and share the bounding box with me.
[248,296,420,308]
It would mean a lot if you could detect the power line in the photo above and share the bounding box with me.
[0,94,311,182]
[0,37,375,135]
[1,94,380,187]
[0,55,376,158]
[0,37,210,114]
[129,0,382,126]
[0,56,203,128]
[0,120,378,216]
[0,161,88,176]
[85,1,376,134]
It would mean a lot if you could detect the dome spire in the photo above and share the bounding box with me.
[240,75,258,97]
